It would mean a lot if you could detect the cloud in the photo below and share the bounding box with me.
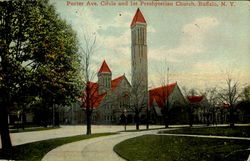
[99,30,131,56]
[148,26,156,33]
[101,11,132,29]
[149,17,219,62]
[149,61,250,91]
[192,62,221,73]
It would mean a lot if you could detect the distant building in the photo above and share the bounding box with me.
[187,96,210,124]
[149,83,188,124]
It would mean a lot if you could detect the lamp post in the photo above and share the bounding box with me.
[124,108,127,131]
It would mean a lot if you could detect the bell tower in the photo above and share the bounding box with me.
[131,8,148,103]
[98,60,112,95]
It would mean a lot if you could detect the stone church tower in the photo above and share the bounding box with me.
[98,60,112,95]
[131,8,148,105]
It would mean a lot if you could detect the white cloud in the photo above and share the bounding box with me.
[100,30,130,56]
[148,25,156,33]
[101,11,132,29]
[149,17,219,62]
[192,62,221,73]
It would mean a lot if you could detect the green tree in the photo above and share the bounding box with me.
[243,86,250,102]
[0,0,82,149]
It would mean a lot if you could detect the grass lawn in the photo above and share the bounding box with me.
[0,132,116,161]
[114,135,250,161]
[10,127,60,133]
[121,127,165,132]
[159,126,250,137]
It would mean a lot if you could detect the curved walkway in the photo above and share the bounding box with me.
[42,129,163,161]
[1,125,157,148]
[42,129,250,161]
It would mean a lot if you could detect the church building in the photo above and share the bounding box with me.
[82,60,132,124]
[78,8,187,125]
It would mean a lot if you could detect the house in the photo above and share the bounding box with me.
[187,96,210,124]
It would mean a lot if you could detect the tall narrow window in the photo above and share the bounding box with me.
[142,28,144,44]
[105,77,107,87]
[137,28,140,44]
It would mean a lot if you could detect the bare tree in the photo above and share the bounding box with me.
[202,87,220,126]
[129,78,148,130]
[80,33,98,135]
[184,88,197,127]
[155,61,171,128]
[218,75,241,127]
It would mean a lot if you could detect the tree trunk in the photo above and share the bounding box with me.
[229,105,235,127]
[164,110,169,128]
[0,1,13,150]
[146,107,149,130]
[165,118,169,128]
[189,114,193,127]
[0,104,12,150]
[86,109,92,135]
[22,110,26,130]
[135,112,140,130]
[136,122,139,130]
[188,106,193,127]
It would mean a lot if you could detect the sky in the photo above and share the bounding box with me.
[50,0,250,91]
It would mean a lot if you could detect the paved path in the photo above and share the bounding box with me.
[1,124,237,148]
[0,125,164,148]
[42,129,250,161]
[42,129,164,161]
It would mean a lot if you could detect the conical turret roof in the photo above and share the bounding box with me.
[130,8,146,27]
[98,60,111,73]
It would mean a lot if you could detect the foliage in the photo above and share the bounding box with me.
[114,135,250,161]
[160,126,250,137]
[0,0,82,148]
[0,132,116,161]
[243,86,250,102]
[0,0,82,114]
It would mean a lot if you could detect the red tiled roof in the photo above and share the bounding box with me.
[187,96,204,103]
[223,103,230,108]
[98,60,111,73]
[81,75,125,109]
[81,82,106,108]
[111,75,125,91]
[130,8,146,27]
[149,83,177,108]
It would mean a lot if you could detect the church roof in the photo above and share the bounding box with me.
[130,8,146,27]
[149,83,177,108]
[223,103,229,108]
[81,82,106,108]
[187,96,204,103]
[81,75,126,108]
[111,75,125,91]
[98,60,111,73]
